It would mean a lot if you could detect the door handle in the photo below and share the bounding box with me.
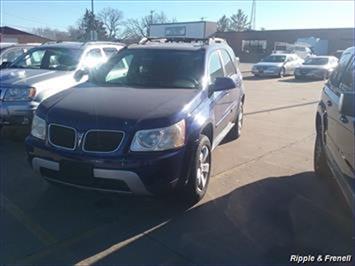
[326,100,332,107]
[340,115,348,123]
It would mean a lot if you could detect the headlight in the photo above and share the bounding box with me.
[4,87,36,101]
[130,120,186,151]
[31,115,46,140]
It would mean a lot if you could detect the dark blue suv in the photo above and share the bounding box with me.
[26,38,245,203]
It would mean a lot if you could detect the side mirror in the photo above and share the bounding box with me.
[74,68,89,82]
[211,77,235,92]
[0,61,12,69]
[339,93,354,117]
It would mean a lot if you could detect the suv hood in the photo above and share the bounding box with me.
[41,83,201,130]
[0,68,72,87]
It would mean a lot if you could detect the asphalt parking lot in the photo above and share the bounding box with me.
[0,72,352,265]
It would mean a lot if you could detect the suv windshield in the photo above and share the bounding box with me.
[11,47,82,71]
[303,57,329,65]
[262,55,286,63]
[94,49,205,89]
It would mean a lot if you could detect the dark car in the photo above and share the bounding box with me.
[314,47,354,208]
[294,56,339,80]
[25,37,245,203]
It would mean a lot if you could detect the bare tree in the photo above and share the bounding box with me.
[230,9,250,32]
[217,15,231,32]
[67,25,84,41]
[122,11,175,40]
[98,7,123,40]
[32,27,70,41]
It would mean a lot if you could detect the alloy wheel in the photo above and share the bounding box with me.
[196,145,210,192]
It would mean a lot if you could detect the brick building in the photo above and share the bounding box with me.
[0,26,51,44]
[216,28,354,62]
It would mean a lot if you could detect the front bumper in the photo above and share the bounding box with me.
[26,136,196,195]
[252,69,280,76]
[0,101,38,126]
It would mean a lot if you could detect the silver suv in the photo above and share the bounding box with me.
[0,41,124,130]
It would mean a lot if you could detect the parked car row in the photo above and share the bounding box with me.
[252,53,339,80]
[1,39,353,208]
[0,41,124,129]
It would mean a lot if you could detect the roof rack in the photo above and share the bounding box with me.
[82,41,126,46]
[138,37,226,45]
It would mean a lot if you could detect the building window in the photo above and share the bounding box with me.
[242,40,267,53]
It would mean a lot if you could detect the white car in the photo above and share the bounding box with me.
[252,54,304,78]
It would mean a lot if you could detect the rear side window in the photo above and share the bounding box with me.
[220,50,236,76]
[208,52,224,82]
[330,52,353,94]
[340,57,354,92]
[103,47,118,58]
[86,48,102,59]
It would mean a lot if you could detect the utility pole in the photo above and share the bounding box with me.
[249,0,256,30]
[91,0,94,14]
[148,10,154,37]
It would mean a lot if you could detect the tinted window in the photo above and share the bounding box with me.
[220,50,236,76]
[340,57,354,92]
[96,49,204,89]
[1,48,24,63]
[11,48,81,71]
[209,52,224,82]
[304,57,328,65]
[330,52,353,92]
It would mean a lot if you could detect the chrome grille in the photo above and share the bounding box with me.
[83,130,124,153]
[49,124,77,150]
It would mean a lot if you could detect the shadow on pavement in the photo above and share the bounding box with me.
[8,171,352,265]
[278,78,324,83]
[242,75,277,81]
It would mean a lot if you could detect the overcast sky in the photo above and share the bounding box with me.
[1,0,354,32]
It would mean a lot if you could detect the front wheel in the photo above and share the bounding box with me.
[182,135,212,204]
[279,67,286,78]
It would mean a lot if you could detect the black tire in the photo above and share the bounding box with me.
[227,100,244,140]
[323,71,329,80]
[279,67,286,78]
[182,135,212,204]
[314,133,332,178]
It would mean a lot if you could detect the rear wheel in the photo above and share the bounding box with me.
[182,135,211,204]
[228,100,244,140]
[314,133,331,178]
